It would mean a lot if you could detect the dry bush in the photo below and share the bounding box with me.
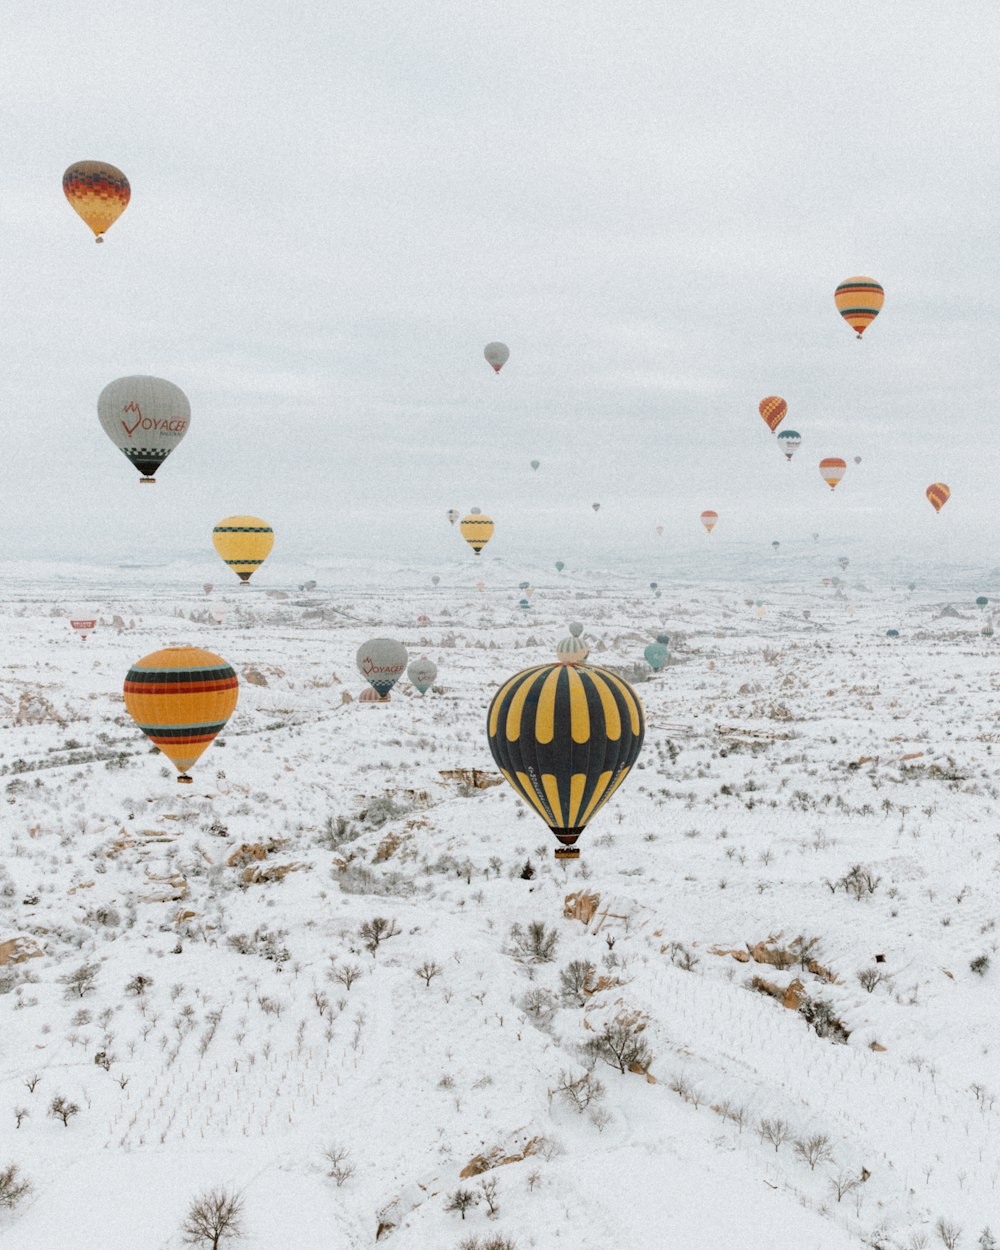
[583,1009,652,1074]
[182,1187,245,1248]
[0,1163,32,1210]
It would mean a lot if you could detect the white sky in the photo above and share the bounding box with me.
[1,1,997,571]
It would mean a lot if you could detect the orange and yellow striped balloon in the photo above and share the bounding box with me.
[460,508,494,555]
[700,510,718,533]
[835,276,884,339]
[123,646,239,782]
[819,457,847,490]
[212,516,274,583]
[63,161,131,242]
[926,483,951,513]
[486,662,644,859]
[758,396,787,432]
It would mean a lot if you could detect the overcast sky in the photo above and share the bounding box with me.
[1,1,998,575]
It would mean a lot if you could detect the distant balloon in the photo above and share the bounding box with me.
[772,541,780,551]
[976,596,989,609]
[302,580,317,592]
[592,503,601,513]
[484,342,509,373]
[486,662,645,858]
[802,610,811,620]
[408,657,437,694]
[776,429,801,460]
[460,508,494,555]
[835,276,884,339]
[838,557,850,571]
[356,637,408,698]
[476,581,485,592]
[700,510,718,534]
[926,483,951,513]
[758,396,787,433]
[644,641,668,672]
[650,582,658,591]
[555,561,565,572]
[359,686,390,705]
[519,581,529,590]
[519,598,531,610]
[209,601,227,625]
[447,509,460,526]
[983,624,995,639]
[530,460,540,471]
[854,456,862,465]
[812,532,819,542]
[98,376,190,483]
[886,629,899,638]
[63,161,130,242]
[569,622,584,637]
[655,633,669,645]
[556,632,589,663]
[212,516,274,583]
[656,525,664,536]
[202,583,213,596]
[431,575,440,586]
[71,618,96,641]
[654,590,662,598]
[123,645,238,783]
[819,458,847,490]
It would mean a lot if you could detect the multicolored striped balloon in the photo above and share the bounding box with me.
[212,516,274,583]
[819,458,847,490]
[123,646,238,782]
[835,276,884,339]
[758,396,787,432]
[63,161,130,242]
[700,510,718,533]
[460,508,494,555]
[555,634,589,664]
[926,482,951,513]
[777,429,801,460]
[486,662,645,859]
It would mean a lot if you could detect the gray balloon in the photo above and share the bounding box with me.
[484,342,509,372]
[98,375,190,481]
[356,637,408,697]
[568,622,583,637]
[408,657,438,694]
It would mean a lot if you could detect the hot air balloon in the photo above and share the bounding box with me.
[123,646,238,783]
[656,525,664,536]
[212,516,274,583]
[447,509,460,526]
[71,618,96,641]
[758,396,787,433]
[98,376,190,483]
[530,460,540,471]
[644,640,668,671]
[486,662,645,859]
[431,575,440,586]
[700,511,718,534]
[650,582,658,591]
[835,276,884,339]
[854,456,862,465]
[819,458,847,490]
[592,503,601,513]
[776,429,801,460]
[555,561,565,572]
[772,541,780,551]
[408,657,437,694]
[886,629,899,638]
[926,483,950,513]
[556,631,589,663]
[569,622,584,637]
[63,161,130,242]
[484,343,509,373]
[519,598,531,610]
[838,557,850,571]
[976,596,988,610]
[359,686,390,705]
[984,625,994,639]
[803,610,811,620]
[356,637,408,698]
[812,532,820,541]
[476,580,486,592]
[519,581,530,590]
[460,508,494,555]
[202,583,214,596]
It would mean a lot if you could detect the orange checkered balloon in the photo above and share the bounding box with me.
[758,396,787,432]
[63,161,130,242]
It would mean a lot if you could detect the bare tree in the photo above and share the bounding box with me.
[359,917,401,955]
[857,967,887,994]
[829,1170,860,1203]
[936,1219,962,1250]
[23,1074,41,1094]
[125,973,154,996]
[582,1010,652,1074]
[330,962,363,991]
[0,1163,32,1210]
[182,1187,246,1249]
[506,921,559,964]
[49,1095,80,1127]
[323,1145,355,1187]
[794,1133,835,1171]
[551,1069,605,1113]
[445,1188,478,1220]
[61,962,99,999]
[14,1107,28,1128]
[558,959,596,1006]
[759,1118,792,1153]
[415,960,442,988]
[479,1175,500,1217]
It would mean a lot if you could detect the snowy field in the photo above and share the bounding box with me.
[1,555,999,1250]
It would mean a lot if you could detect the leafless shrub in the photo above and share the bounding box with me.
[858,967,887,993]
[181,1186,246,1248]
[799,995,851,1043]
[936,1219,962,1249]
[583,1009,652,1074]
[323,1145,355,1187]
[0,1162,32,1210]
[668,942,700,972]
[520,987,557,1027]
[125,973,154,996]
[359,916,401,954]
[416,960,442,987]
[49,1094,80,1126]
[794,1133,835,1170]
[552,1069,605,1113]
[506,921,559,964]
[479,1175,500,1217]
[759,1118,792,1152]
[558,959,596,1006]
[61,962,99,998]
[829,1170,861,1202]
[14,1107,28,1128]
[330,962,363,990]
[445,1188,478,1220]
[23,1074,40,1093]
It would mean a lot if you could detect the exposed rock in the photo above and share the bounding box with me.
[750,974,805,1010]
[0,936,43,966]
[14,691,65,727]
[227,839,285,867]
[242,667,269,687]
[241,861,309,884]
[564,890,601,925]
[459,1136,540,1178]
[341,690,353,705]
[374,831,412,863]
[869,1041,887,1052]
[437,768,504,790]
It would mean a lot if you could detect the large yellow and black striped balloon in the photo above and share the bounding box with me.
[487,662,644,858]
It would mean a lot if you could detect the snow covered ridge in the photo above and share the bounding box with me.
[1,572,999,1249]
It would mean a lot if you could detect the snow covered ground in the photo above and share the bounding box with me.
[1,555,998,1249]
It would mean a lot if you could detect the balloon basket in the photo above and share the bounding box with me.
[177,774,193,785]
[554,847,580,861]
[140,477,156,485]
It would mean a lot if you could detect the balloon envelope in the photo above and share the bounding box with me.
[212,516,274,582]
[460,509,494,555]
[926,483,950,513]
[776,429,801,459]
[486,663,645,858]
[700,510,718,533]
[123,646,238,781]
[356,637,408,697]
[555,561,565,572]
[758,396,787,432]
[484,342,509,373]
[835,276,884,338]
[447,509,460,526]
[70,618,96,641]
[819,458,847,490]
[63,161,130,240]
[98,376,190,482]
[408,657,437,694]
[555,634,589,663]
[644,642,668,671]
[530,460,540,470]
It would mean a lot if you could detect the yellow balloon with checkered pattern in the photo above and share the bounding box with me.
[486,661,644,859]
[212,516,274,583]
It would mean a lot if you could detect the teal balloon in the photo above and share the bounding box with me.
[519,598,531,610]
[555,561,565,572]
[644,642,668,671]
[655,633,669,645]
[530,459,540,470]
[976,596,988,609]
[886,629,899,638]
[650,582,658,590]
